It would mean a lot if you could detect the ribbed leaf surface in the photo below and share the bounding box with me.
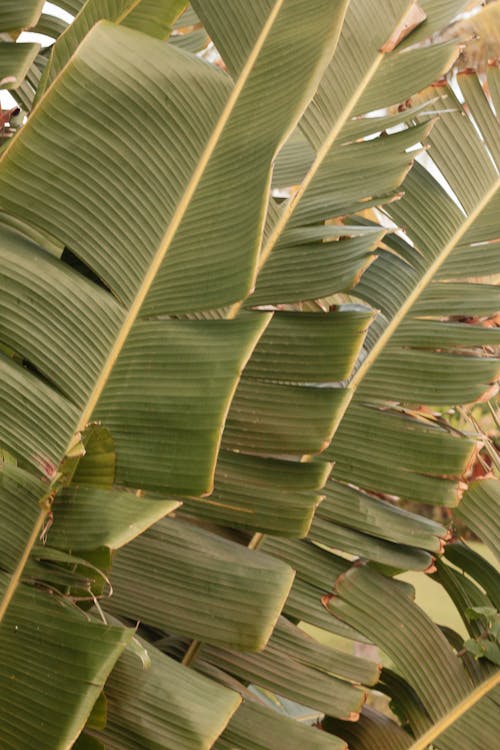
[324,707,412,750]
[32,12,69,39]
[198,617,372,719]
[327,565,500,750]
[327,567,474,713]
[455,479,500,562]
[318,480,447,552]
[0,1,44,31]
[215,700,347,750]
[445,541,500,610]
[39,0,187,97]
[310,516,435,571]
[181,451,331,537]
[47,485,180,551]
[0,42,40,88]
[1,3,496,749]
[0,577,132,750]
[106,518,295,651]
[0,25,275,492]
[0,465,48,571]
[0,7,360,747]
[93,637,241,750]
[327,404,475,505]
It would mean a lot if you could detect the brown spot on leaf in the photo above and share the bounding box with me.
[380,2,426,53]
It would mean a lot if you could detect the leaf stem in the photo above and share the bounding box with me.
[408,670,500,750]
[0,503,50,622]
[247,532,265,550]
[182,639,203,667]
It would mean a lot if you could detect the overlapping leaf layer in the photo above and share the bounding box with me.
[0,1,498,748]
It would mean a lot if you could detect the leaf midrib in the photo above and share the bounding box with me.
[226,53,386,321]
[408,669,500,750]
[0,0,286,625]
[350,176,500,390]
[226,1,424,320]
[65,0,285,448]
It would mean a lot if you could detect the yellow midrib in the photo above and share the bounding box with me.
[66,0,286,442]
[350,175,500,389]
[408,669,500,750]
[0,0,286,627]
[226,0,437,321]
[116,0,145,25]
[225,51,386,321]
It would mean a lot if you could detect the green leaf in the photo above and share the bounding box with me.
[0,42,40,88]
[121,0,188,38]
[0,1,44,32]
[0,464,46,571]
[261,537,369,640]
[0,1,355,495]
[72,425,115,487]
[243,310,373,383]
[223,380,352,456]
[309,516,435,571]
[31,12,69,39]
[86,691,107,731]
[0,575,133,750]
[326,565,500,750]
[327,566,474,714]
[199,634,368,719]
[72,735,105,750]
[93,636,242,750]
[215,700,347,750]
[455,480,500,562]
[324,706,413,750]
[445,542,500,610]
[433,558,492,637]
[46,484,180,551]
[181,451,331,537]
[38,0,188,98]
[106,518,295,651]
[318,479,447,552]
[326,404,475,506]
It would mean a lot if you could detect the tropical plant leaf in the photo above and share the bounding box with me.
[260,537,369,640]
[57,0,85,15]
[317,480,448,552]
[324,706,413,750]
[0,575,133,750]
[31,12,69,39]
[445,541,500,609]
[455,479,500,562]
[121,0,188,38]
[37,0,188,98]
[73,735,105,750]
[309,516,436,571]
[325,565,500,750]
[0,4,359,746]
[215,699,347,750]
[0,42,40,88]
[180,450,332,538]
[314,70,500,536]
[196,614,377,720]
[196,2,488,591]
[47,485,181,551]
[0,1,45,32]
[92,635,242,750]
[105,517,295,651]
[1,3,497,749]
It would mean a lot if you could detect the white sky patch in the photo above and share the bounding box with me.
[44,2,74,24]
[1,3,72,109]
